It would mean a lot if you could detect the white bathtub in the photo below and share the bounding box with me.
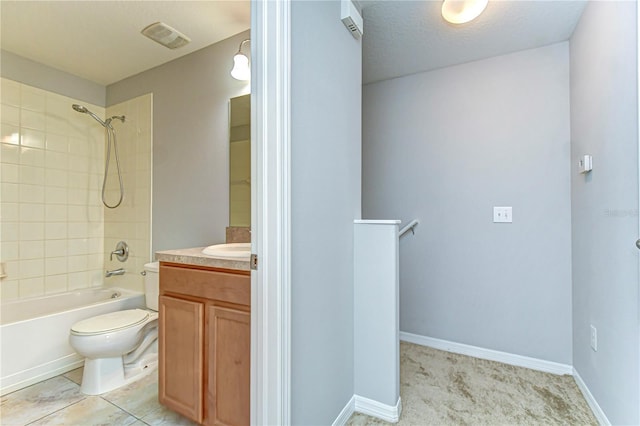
[0,287,144,396]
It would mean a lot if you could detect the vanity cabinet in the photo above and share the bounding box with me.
[158,262,250,426]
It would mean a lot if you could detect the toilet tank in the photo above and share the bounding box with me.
[143,262,159,311]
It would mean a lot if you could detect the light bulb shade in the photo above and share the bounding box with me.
[441,0,488,24]
[231,53,251,81]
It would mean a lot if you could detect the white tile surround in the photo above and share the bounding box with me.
[102,94,153,293]
[0,78,152,299]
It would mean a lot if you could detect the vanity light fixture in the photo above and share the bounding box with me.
[231,39,251,81]
[441,0,488,24]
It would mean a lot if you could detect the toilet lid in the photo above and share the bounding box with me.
[71,309,150,335]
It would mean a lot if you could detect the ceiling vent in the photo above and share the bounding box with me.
[141,22,191,49]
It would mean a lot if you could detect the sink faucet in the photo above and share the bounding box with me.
[106,268,125,278]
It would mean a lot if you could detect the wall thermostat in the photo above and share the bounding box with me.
[341,0,363,39]
[578,154,593,174]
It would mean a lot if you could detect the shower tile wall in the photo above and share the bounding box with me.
[0,78,105,299]
[102,94,152,293]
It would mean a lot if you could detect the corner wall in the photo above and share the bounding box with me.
[362,43,573,364]
[290,1,362,423]
[570,2,639,423]
[103,94,153,292]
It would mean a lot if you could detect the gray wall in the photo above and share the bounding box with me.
[290,1,362,423]
[363,43,573,364]
[107,31,250,253]
[1,50,106,106]
[570,2,639,423]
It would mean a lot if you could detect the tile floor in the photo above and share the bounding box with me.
[0,368,196,426]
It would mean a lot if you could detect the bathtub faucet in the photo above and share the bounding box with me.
[106,268,125,278]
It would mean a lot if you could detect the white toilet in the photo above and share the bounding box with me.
[69,262,160,395]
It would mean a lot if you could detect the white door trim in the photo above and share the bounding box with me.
[250,0,292,425]
[637,1,640,422]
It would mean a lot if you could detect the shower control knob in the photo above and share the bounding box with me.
[110,241,129,262]
[636,239,640,250]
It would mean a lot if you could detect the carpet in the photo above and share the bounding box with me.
[347,342,597,425]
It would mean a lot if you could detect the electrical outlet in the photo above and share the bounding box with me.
[590,325,597,351]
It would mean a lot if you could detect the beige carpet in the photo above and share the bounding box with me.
[348,342,597,425]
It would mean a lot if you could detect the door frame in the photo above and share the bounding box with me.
[637,0,640,422]
[250,0,292,424]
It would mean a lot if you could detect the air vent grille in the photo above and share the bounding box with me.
[141,22,191,49]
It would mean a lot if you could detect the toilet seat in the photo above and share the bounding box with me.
[71,309,150,336]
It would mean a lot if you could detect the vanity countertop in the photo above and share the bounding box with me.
[155,247,250,271]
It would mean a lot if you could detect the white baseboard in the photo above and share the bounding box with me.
[332,395,402,425]
[400,331,573,376]
[332,395,355,426]
[355,395,402,423]
[573,368,610,426]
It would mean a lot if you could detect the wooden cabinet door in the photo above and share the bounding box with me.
[159,295,204,423]
[205,305,250,426]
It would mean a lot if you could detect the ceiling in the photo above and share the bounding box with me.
[361,0,587,84]
[1,1,586,87]
[0,1,250,86]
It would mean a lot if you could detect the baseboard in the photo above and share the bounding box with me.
[332,395,355,426]
[573,368,610,426]
[355,395,402,423]
[400,331,573,376]
[332,394,402,425]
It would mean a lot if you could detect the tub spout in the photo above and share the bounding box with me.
[106,268,125,278]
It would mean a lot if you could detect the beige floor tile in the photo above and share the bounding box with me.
[139,404,198,426]
[0,376,85,426]
[63,367,84,386]
[28,396,138,426]
[102,370,160,419]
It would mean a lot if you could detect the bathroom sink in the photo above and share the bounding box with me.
[202,243,251,259]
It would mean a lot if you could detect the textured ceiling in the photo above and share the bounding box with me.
[362,0,587,84]
[1,1,586,87]
[0,1,250,86]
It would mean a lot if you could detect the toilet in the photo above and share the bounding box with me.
[69,262,160,395]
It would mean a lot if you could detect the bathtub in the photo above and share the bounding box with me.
[0,287,144,396]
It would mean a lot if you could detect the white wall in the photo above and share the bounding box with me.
[107,31,250,253]
[570,2,639,424]
[363,43,573,364]
[290,1,362,423]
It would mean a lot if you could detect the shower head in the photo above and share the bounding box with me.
[71,104,108,128]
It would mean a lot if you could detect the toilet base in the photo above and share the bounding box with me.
[80,353,158,395]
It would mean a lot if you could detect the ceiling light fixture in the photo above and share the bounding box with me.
[231,39,251,81]
[441,0,488,24]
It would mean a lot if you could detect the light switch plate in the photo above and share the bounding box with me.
[493,206,512,223]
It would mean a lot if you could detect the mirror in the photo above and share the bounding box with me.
[229,94,251,227]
